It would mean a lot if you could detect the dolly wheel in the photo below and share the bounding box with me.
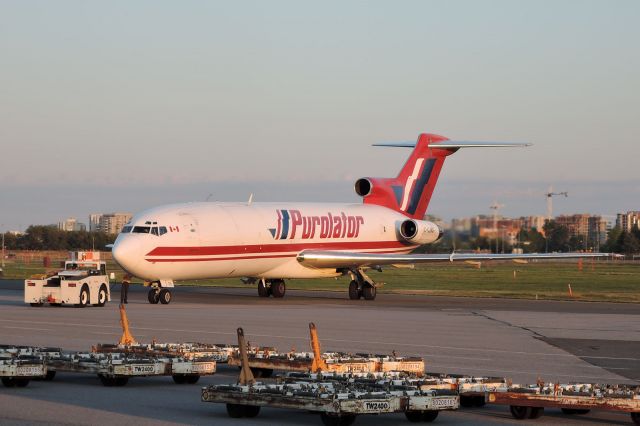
[348,280,360,300]
[405,411,423,422]
[509,405,532,420]
[631,412,640,425]
[14,379,29,388]
[172,375,186,384]
[529,407,544,419]
[226,403,245,418]
[30,302,44,307]
[244,405,260,418]
[2,378,16,387]
[44,370,56,381]
[320,413,356,426]
[185,375,200,384]
[422,410,439,422]
[98,374,115,386]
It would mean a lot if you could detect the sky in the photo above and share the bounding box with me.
[1,1,639,231]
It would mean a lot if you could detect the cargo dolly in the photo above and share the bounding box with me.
[485,382,640,424]
[227,322,425,377]
[202,328,458,425]
[0,346,47,387]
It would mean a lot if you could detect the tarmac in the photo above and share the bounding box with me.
[0,279,638,425]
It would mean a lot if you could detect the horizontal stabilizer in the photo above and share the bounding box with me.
[373,141,531,149]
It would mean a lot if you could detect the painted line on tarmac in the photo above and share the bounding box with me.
[4,326,52,331]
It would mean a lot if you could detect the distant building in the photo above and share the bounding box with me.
[616,211,640,232]
[58,217,86,232]
[89,213,103,232]
[93,212,133,234]
[555,214,607,249]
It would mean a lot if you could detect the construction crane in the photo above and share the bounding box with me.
[546,186,568,221]
[490,201,504,253]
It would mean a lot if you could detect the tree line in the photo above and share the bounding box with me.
[2,226,116,251]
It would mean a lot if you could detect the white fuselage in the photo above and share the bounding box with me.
[112,202,417,281]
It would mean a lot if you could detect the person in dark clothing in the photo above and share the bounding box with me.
[121,274,131,304]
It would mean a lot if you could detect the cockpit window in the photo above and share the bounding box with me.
[121,226,132,233]
[150,227,159,236]
[132,226,151,234]
[159,226,167,235]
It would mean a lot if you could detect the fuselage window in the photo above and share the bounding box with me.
[121,226,132,233]
[132,226,151,234]
[158,226,168,235]
[151,227,159,236]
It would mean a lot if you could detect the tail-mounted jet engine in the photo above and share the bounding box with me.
[398,219,443,245]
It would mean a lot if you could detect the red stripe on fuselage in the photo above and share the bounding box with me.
[144,247,412,263]
[146,240,410,257]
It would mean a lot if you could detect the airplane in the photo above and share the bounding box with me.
[112,133,609,304]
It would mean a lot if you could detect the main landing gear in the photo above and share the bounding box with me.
[348,269,378,301]
[147,281,173,305]
[257,279,286,298]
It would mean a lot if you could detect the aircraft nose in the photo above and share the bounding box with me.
[112,237,142,276]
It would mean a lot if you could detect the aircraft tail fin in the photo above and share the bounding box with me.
[360,133,529,219]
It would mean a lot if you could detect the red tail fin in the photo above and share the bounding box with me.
[361,133,455,219]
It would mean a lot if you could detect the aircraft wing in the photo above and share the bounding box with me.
[296,250,615,269]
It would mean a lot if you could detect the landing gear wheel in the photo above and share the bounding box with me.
[348,280,361,300]
[258,281,269,297]
[96,285,108,307]
[362,285,377,300]
[271,280,286,298]
[30,302,44,307]
[509,405,532,420]
[148,289,160,304]
[76,286,90,307]
[159,288,172,304]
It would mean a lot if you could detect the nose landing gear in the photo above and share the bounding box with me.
[147,280,173,304]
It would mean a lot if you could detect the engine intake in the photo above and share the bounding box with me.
[398,219,443,245]
[354,178,372,197]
